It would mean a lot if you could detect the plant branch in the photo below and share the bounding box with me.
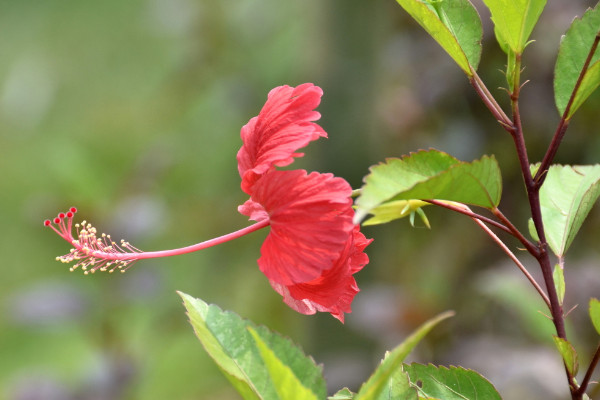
[534,33,600,188]
[512,106,566,339]
[469,213,550,309]
[424,200,512,234]
[424,200,539,255]
[507,76,576,395]
[575,342,600,398]
[469,71,513,130]
[509,100,535,188]
[492,207,540,257]
[534,119,570,187]
[510,94,566,335]
[426,197,550,306]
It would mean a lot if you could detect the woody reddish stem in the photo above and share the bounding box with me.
[471,62,567,340]
[470,61,578,395]
[509,76,576,395]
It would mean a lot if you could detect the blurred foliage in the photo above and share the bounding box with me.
[2,0,600,399]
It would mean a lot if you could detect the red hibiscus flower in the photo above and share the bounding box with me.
[45,83,372,322]
[237,84,372,321]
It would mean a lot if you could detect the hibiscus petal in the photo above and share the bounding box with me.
[237,84,327,194]
[270,227,372,323]
[241,169,355,286]
[237,199,269,222]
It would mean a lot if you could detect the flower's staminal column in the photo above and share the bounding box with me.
[44,207,143,274]
[45,207,270,275]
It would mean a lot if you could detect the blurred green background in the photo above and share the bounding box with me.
[2,0,600,399]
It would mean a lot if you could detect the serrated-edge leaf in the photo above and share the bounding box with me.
[483,0,547,54]
[395,0,481,75]
[377,364,418,400]
[355,150,502,223]
[553,336,579,376]
[538,164,600,256]
[429,0,483,70]
[554,4,600,116]
[404,363,502,400]
[553,264,565,305]
[178,292,327,400]
[248,327,318,400]
[180,292,260,399]
[355,311,455,400]
[394,155,501,207]
[589,298,600,336]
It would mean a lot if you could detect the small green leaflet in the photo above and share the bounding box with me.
[590,298,600,336]
[394,0,482,75]
[552,336,579,376]
[328,388,355,400]
[554,4,600,118]
[355,311,454,400]
[361,200,431,227]
[482,0,546,54]
[531,164,600,257]
[178,292,326,400]
[354,150,502,224]
[553,264,565,306]
[403,363,502,400]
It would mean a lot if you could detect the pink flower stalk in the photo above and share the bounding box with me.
[45,83,372,322]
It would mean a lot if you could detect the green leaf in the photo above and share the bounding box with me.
[553,336,579,376]
[554,4,600,118]
[178,292,326,400]
[553,264,565,306]
[589,298,600,336]
[329,388,355,400]
[372,364,417,400]
[535,164,600,257]
[482,0,547,54]
[248,328,318,400]
[355,150,502,223]
[395,0,482,75]
[355,311,455,400]
[569,60,600,118]
[361,200,430,227]
[403,363,502,400]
